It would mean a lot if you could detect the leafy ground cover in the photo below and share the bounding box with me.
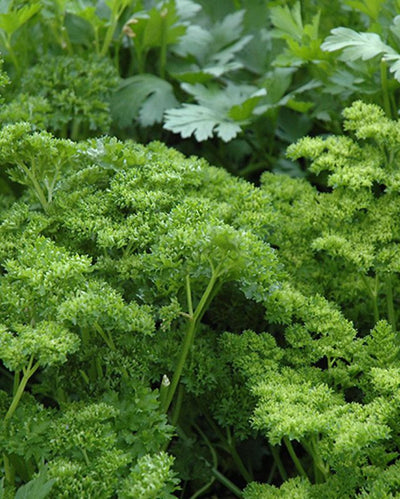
[1,0,400,498]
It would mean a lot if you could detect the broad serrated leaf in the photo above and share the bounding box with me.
[164,83,265,141]
[212,10,247,49]
[173,24,212,60]
[164,104,242,141]
[382,52,400,81]
[321,27,394,61]
[174,10,251,70]
[181,82,264,110]
[111,74,178,127]
[212,34,253,66]
[175,0,201,20]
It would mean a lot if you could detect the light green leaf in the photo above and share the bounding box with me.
[175,0,201,20]
[344,0,386,21]
[174,10,251,69]
[0,3,41,36]
[270,1,303,41]
[321,27,394,61]
[164,83,266,141]
[322,27,400,81]
[164,104,242,141]
[129,3,185,50]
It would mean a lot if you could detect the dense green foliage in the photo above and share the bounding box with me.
[1,0,400,178]
[2,0,400,498]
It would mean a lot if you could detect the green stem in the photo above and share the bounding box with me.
[361,274,379,324]
[161,268,221,413]
[81,448,90,466]
[3,453,14,485]
[194,423,242,498]
[159,374,170,410]
[270,445,288,481]
[189,425,216,499]
[226,427,254,483]
[380,60,392,119]
[100,20,118,57]
[283,437,308,479]
[5,358,40,421]
[186,274,194,317]
[113,39,121,70]
[267,460,277,484]
[211,469,243,498]
[5,37,20,74]
[70,119,81,141]
[190,477,215,499]
[93,322,115,350]
[13,370,20,396]
[135,46,145,74]
[100,3,126,57]
[386,275,396,331]
[80,369,90,384]
[171,384,184,427]
[303,436,330,483]
[17,161,49,212]
[159,8,168,78]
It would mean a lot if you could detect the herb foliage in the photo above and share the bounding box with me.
[2,1,400,498]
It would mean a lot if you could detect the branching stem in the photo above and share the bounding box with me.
[161,267,222,413]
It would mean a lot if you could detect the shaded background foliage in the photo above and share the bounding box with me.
[1,0,400,181]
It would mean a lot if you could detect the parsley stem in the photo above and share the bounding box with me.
[270,445,288,481]
[194,423,243,498]
[186,274,194,317]
[386,276,396,331]
[267,460,277,484]
[380,60,392,119]
[171,384,184,427]
[211,469,243,498]
[5,357,40,421]
[162,268,221,413]
[159,8,168,79]
[3,453,14,485]
[361,274,379,324]
[16,161,49,212]
[226,427,254,482]
[283,437,308,479]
